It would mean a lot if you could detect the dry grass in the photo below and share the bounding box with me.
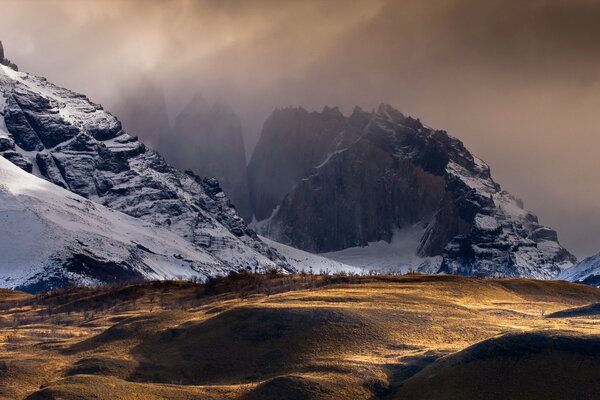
[0,274,598,399]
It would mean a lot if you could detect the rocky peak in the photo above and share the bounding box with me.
[376,103,406,123]
[0,64,290,279]
[0,40,18,71]
[248,105,352,221]
[250,103,575,279]
[321,105,344,119]
[157,93,252,221]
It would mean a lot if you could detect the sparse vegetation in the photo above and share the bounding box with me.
[0,274,598,399]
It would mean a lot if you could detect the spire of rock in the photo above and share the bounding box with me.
[0,40,19,71]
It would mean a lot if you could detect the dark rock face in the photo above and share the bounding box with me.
[248,106,352,221]
[1,150,32,172]
[0,65,289,274]
[159,95,252,221]
[250,104,575,278]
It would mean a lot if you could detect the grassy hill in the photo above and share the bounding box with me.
[0,274,598,399]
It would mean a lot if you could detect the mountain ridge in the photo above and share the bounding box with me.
[0,59,291,290]
[249,103,576,279]
[0,155,231,291]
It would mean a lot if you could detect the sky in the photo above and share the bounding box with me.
[0,0,599,258]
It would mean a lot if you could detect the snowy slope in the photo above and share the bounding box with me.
[0,61,289,281]
[321,225,442,274]
[558,253,600,287]
[260,236,363,274]
[0,156,233,291]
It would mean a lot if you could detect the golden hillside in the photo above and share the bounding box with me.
[0,274,598,399]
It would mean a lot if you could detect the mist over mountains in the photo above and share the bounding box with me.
[0,3,600,399]
[2,0,598,257]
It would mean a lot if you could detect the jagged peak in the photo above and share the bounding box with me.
[0,40,18,71]
[350,105,364,116]
[271,106,310,116]
[321,105,344,119]
[376,103,405,122]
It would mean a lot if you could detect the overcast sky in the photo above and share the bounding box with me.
[1,0,598,258]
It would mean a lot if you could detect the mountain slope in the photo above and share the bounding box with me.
[250,104,575,279]
[558,253,600,287]
[0,60,289,283]
[0,156,230,292]
[259,236,363,275]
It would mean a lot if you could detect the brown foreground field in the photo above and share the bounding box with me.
[0,274,599,399]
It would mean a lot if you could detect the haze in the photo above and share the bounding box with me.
[0,0,598,258]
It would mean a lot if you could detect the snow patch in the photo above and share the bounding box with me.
[260,236,363,274]
[322,224,437,273]
[474,214,500,231]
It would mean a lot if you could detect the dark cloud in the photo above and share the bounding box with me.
[0,0,598,257]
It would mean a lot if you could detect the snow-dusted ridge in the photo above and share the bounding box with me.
[558,253,600,287]
[0,50,585,287]
[0,156,225,291]
[0,61,291,291]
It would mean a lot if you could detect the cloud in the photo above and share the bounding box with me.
[0,0,598,257]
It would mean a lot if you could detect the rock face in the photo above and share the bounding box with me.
[248,106,350,221]
[0,61,289,287]
[249,104,575,279]
[159,94,252,221]
[559,253,600,287]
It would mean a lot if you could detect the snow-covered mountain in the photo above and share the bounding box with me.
[249,105,576,279]
[558,253,600,287]
[0,156,234,291]
[0,55,290,291]
[0,41,582,285]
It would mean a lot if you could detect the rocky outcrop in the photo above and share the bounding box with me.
[251,104,575,279]
[0,41,18,71]
[0,60,290,278]
[159,94,252,221]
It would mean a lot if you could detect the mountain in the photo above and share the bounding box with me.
[0,56,289,290]
[0,156,233,292]
[249,104,575,279]
[558,253,600,287]
[248,106,349,221]
[159,94,252,221]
